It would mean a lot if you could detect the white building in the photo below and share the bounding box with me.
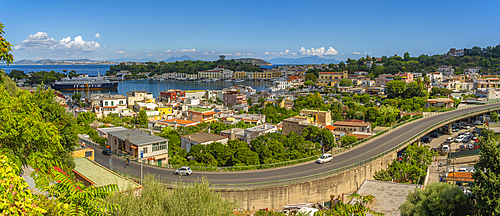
[184,97,201,106]
[246,71,254,79]
[273,80,292,90]
[101,95,127,117]
[222,69,234,79]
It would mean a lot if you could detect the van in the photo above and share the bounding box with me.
[442,145,449,153]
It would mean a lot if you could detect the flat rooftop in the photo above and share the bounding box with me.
[355,180,421,216]
[96,126,128,134]
[73,157,141,192]
[189,107,213,112]
[107,128,168,146]
[182,132,228,144]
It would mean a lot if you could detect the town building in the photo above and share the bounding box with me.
[152,119,198,130]
[107,128,168,165]
[448,48,464,57]
[96,126,128,138]
[233,71,247,79]
[425,98,455,108]
[332,119,371,133]
[187,107,216,123]
[316,71,348,86]
[198,70,222,79]
[272,80,292,90]
[126,90,154,108]
[220,128,246,140]
[160,89,185,102]
[475,88,500,100]
[181,132,228,152]
[230,113,266,125]
[223,91,246,106]
[299,109,332,126]
[101,95,127,117]
[282,116,322,136]
[242,124,278,143]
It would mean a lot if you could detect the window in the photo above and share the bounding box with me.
[85,151,93,157]
[111,101,114,106]
[119,100,123,105]
[105,101,108,106]
[152,142,167,151]
[143,147,148,154]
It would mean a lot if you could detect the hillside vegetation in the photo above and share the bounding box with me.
[107,59,263,75]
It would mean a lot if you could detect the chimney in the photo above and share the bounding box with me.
[150,130,153,136]
[230,129,235,140]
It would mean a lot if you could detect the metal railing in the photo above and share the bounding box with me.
[149,104,500,189]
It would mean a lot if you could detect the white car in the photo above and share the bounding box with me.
[316,153,333,164]
[455,136,465,143]
[174,167,192,176]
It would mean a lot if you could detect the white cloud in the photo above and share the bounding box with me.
[177,48,196,52]
[211,50,215,53]
[115,50,126,54]
[203,52,209,55]
[353,51,372,55]
[95,33,100,38]
[299,47,338,56]
[353,52,361,55]
[14,32,100,52]
[165,49,171,52]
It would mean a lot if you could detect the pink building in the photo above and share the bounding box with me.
[375,72,414,87]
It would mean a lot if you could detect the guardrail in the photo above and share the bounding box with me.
[144,104,499,189]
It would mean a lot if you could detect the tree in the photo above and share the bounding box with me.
[400,183,474,216]
[340,135,358,147]
[72,92,82,103]
[138,110,148,125]
[108,175,237,216]
[0,154,47,215]
[304,80,315,86]
[43,168,120,215]
[0,23,14,65]
[338,79,353,87]
[385,80,406,98]
[471,131,500,215]
[373,169,392,181]
[491,112,499,123]
[305,73,317,82]
[247,97,253,106]
[323,193,384,216]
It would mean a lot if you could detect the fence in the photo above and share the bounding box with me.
[180,104,500,189]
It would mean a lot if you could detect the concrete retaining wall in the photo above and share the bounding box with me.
[216,151,397,210]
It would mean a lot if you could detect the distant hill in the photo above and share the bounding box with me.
[231,58,272,66]
[164,55,197,62]
[268,56,341,64]
[13,59,115,65]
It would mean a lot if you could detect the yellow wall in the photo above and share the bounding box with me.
[157,107,172,115]
[72,148,95,161]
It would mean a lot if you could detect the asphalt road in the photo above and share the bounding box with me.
[90,103,500,185]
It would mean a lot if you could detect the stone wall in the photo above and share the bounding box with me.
[216,151,397,210]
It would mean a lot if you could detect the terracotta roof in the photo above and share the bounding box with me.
[202,111,216,115]
[319,72,344,74]
[159,119,197,125]
[325,125,336,130]
[103,106,117,108]
[333,120,371,127]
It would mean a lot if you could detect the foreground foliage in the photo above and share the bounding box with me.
[108,175,237,216]
[400,183,473,216]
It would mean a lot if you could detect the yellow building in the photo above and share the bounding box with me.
[264,98,285,108]
[270,69,281,78]
[316,71,348,86]
[233,71,246,79]
[145,98,156,103]
[72,147,95,161]
[186,74,198,78]
[198,71,222,78]
[156,106,173,115]
[254,71,273,79]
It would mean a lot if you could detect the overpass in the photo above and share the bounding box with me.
[87,103,500,209]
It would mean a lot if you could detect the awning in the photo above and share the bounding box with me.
[147,157,155,161]
[153,154,168,160]
[130,145,138,149]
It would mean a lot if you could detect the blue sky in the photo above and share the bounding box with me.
[3,0,500,61]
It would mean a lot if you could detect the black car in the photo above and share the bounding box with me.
[421,137,432,143]
[430,132,440,138]
[102,149,112,156]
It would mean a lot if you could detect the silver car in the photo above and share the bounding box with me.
[174,167,192,176]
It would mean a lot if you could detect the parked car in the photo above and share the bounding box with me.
[174,167,192,176]
[316,153,333,164]
[461,125,471,129]
[421,137,432,143]
[430,132,440,138]
[467,144,475,150]
[442,145,450,153]
[459,145,466,151]
[455,136,466,143]
[102,149,112,156]
[446,137,455,143]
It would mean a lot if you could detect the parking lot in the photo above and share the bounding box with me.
[421,122,480,153]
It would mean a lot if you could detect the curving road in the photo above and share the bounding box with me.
[89,103,500,185]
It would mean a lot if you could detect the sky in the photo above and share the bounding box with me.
[2,0,500,62]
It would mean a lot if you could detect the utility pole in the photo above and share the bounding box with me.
[140,150,143,185]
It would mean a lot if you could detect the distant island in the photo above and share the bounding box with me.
[231,58,272,66]
[12,59,116,65]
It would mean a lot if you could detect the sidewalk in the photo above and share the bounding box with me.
[427,156,447,184]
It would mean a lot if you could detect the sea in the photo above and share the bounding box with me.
[0,65,273,97]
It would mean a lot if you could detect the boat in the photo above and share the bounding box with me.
[233,79,245,83]
[224,79,233,82]
[50,73,118,90]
